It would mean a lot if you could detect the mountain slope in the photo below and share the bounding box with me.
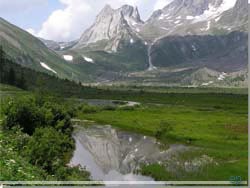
[40,38,78,51]
[0,17,89,82]
[150,31,247,72]
[140,0,247,40]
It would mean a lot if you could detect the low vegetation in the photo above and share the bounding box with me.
[0,93,90,181]
[77,91,248,181]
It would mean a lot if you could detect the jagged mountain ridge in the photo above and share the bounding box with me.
[140,0,247,40]
[39,38,78,51]
[74,5,145,52]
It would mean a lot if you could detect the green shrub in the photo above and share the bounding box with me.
[155,121,173,139]
[2,97,45,135]
[2,96,74,135]
[55,166,90,181]
[25,127,74,174]
[81,105,100,113]
[102,105,116,111]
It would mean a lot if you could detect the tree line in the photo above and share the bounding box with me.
[0,46,26,89]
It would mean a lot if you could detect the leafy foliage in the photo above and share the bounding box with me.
[25,127,73,173]
[155,121,173,139]
[2,97,45,134]
[0,95,90,180]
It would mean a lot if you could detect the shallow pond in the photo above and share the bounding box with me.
[70,124,189,181]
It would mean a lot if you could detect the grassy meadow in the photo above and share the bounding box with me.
[77,87,248,181]
[0,83,248,182]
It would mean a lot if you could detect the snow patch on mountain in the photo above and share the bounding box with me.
[63,55,73,61]
[193,0,237,23]
[192,44,197,51]
[83,56,94,63]
[206,21,211,31]
[40,62,57,74]
[218,72,227,80]
[186,16,194,20]
[215,16,221,22]
[174,20,181,24]
[161,27,169,31]
[201,81,214,86]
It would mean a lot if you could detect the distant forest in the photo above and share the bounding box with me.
[0,46,26,89]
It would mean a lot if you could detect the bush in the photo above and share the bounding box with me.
[155,121,173,139]
[81,105,99,113]
[2,96,74,135]
[55,166,90,181]
[2,97,45,135]
[102,105,116,111]
[25,127,74,174]
[1,94,89,180]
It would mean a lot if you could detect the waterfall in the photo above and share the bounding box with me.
[147,43,157,71]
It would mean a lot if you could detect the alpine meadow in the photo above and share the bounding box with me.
[0,0,248,187]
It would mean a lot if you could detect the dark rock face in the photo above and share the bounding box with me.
[150,31,247,72]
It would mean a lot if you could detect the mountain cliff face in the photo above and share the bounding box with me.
[140,0,247,40]
[74,5,144,52]
[150,31,247,71]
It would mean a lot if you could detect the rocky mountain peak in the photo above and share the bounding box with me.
[119,5,142,22]
[234,0,247,11]
[140,0,240,40]
[74,4,143,51]
[160,0,226,18]
[96,4,114,22]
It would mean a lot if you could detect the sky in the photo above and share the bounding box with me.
[0,0,174,42]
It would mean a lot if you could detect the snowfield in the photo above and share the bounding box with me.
[218,72,227,80]
[83,56,94,63]
[193,0,237,23]
[186,16,194,20]
[201,81,214,86]
[40,62,57,74]
[63,55,73,61]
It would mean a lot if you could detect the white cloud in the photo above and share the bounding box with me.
[37,0,92,41]
[34,0,173,41]
[153,0,174,10]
